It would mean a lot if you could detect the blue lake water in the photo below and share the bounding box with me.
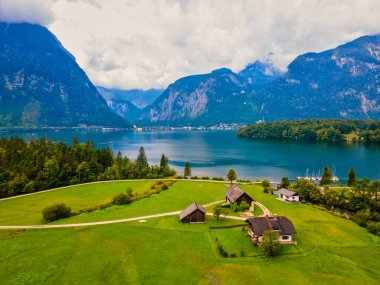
[1,129,380,181]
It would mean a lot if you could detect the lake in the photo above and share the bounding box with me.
[1,129,380,182]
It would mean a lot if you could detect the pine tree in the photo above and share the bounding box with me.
[135,147,149,169]
[347,168,356,186]
[280,176,290,188]
[160,154,169,169]
[184,161,191,177]
[227,168,237,183]
[320,165,333,186]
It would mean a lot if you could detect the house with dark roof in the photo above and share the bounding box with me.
[179,202,206,223]
[245,216,296,243]
[277,188,300,202]
[225,185,254,206]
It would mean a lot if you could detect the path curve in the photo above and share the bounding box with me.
[0,200,243,230]
[254,201,272,216]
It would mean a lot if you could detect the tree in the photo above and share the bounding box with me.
[227,168,237,183]
[184,161,191,178]
[347,168,356,186]
[136,147,149,169]
[280,177,290,188]
[320,165,333,186]
[76,161,91,182]
[258,230,281,257]
[160,154,169,169]
[213,204,227,221]
[42,203,72,222]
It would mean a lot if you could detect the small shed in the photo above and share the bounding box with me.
[277,188,300,202]
[225,184,254,206]
[179,202,206,223]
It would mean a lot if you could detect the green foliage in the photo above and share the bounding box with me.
[348,168,356,186]
[262,179,270,188]
[184,161,191,177]
[280,176,290,188]
[227,168,237,183]
[213,204,228,221]
[320,165,333,185]
[112,189,134,205]
[0,137,176,198]
[42,203,72,222]
[238,119,380,143]
[136,147,149,169]
[259,230,281,257]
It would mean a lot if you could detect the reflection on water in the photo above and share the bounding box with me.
[2,129,380,181]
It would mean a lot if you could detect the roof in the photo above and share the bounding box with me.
[245,216,296,236]
[179,202,206,220]
[225,185,246,202]
[277,188,298,197]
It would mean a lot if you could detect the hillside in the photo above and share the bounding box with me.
[260,34,380,120]
[0,180,379,284]
[238,119,380,143]
[0,22,131,128]
[138,68,263,126]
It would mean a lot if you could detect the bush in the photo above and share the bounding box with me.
[161,184,169,190]
[202,176,210,180]
[240,250,245,257]
[239,201,250,211]
[176,175,183,179]
[263,188,269,193]
[112,193,133,205]
[229,253,237,258]
[366,221,380,235]
[190,176,199,179]
[42,203,72,222]
[212,177,225,181]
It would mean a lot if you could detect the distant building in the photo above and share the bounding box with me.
[277,188,300,202]
[225,185,254,206]
[245,216,296,243]
[179,202,206,223]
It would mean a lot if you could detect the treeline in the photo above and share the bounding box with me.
[238,119,380,143]
[0,137,176,198]
[289,178,380,235]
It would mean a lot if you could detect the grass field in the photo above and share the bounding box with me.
[1,180,380,284]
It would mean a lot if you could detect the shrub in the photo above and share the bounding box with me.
[112,193,133,205]
[366,222,380,235]
[229,253,237,258]
[161,184,169,190]
[263,188,269,193]
[156,181,163,185]
[240,250,245,257]
[191,176,199,180]
[42,203,72,222]
[176,175,183,179]
[150,185,156,189]
[239,201,250,211]
[212,177,225,181]
[202,176,210,180]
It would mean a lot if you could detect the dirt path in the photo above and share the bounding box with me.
[254,201,271,216]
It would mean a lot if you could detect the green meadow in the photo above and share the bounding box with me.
[0,180,379,284]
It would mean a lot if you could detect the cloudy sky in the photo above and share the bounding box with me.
[0,0,379,89]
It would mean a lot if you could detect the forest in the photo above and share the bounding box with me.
[0,137,176,198]
[238,119,380,143]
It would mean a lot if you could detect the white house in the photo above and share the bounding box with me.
[277,188,300,202]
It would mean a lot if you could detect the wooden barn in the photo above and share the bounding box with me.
[179,202,206,223]
[225,184,254,206]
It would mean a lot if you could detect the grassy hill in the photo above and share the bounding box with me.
[0,180,379,284]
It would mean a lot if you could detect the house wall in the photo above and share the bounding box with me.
[236,194,254,205]
[181,209,205,223]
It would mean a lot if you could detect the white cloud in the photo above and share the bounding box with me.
[0,0,56,25]
[1,0,380,89]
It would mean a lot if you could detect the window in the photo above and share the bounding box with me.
[282,235,289,240]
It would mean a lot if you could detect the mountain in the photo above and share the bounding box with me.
[102,96,142,121]
[0,22,131,128]
[260,34,380,120]
[139,68,261,126]
[238,60,282,87]
[97,87,163,109]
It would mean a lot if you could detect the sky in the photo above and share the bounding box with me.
[0,0,379,90]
